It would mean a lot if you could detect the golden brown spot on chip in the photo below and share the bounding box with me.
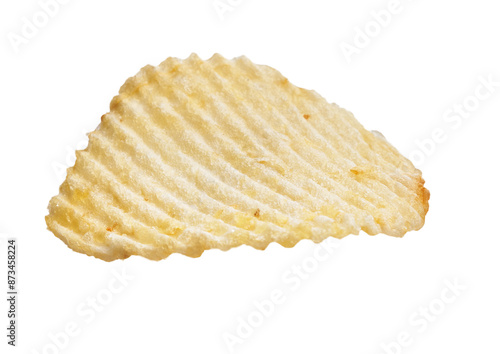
[303,114,310,120]
[106,223,118,232]
[350,167,361,175]
[418,177,431,214]
[254,208,260,217]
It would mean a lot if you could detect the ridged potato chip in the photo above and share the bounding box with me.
[46,54,429,261]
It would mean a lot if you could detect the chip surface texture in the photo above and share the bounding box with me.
[46,53,430,261]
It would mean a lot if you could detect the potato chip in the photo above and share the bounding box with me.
[46,54,429,261]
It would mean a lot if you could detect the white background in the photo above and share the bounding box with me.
[1,0,499,353]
